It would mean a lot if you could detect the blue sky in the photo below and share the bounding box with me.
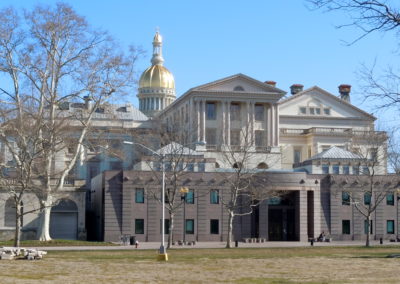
[2,0,399,129]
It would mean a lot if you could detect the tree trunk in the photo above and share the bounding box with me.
[36,195,53,241]
[226,211,234,248]
[167,213,174,249]
[13,202,22,248]
[366,215,371,247]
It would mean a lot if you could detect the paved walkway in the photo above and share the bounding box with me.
[38,240,400,251]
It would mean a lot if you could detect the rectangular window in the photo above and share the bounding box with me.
[322,164,329,174]
[362,166,369,175]
[387,220,395,234]
[186,189,194,204]
[332,165,340,174]
[206,103,216,120]
[135,188,144,203]
[210,189,219,204]
[187,163,194,172]
[324,108,330,115]
[230,130,240,146]
[255,130,264,147]
[135,219,144,234]
[370,148,378,161]
[387,193,394,206]
[342,192,350,205]
[343,166,350,175]
[205,128,217,146]
[185,219,194,234]
[321,145,330,152]
[352,166,359,175]
[160,219,170,234]
[198,163,205,172]
[309,107,315,115]
[293,148,302,164]
[230,103,241,121]
[300,107,306,114]
[210,219,219,234]
[342,220,350,234]
[364,220,373,234]
[364,192,371,205]
[255,104,264,121]
[315,108,321,115]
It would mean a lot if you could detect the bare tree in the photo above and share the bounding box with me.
[307,0,400,44]
[340,131,389,246]
[0,3,141,241]
[219,126,280,248]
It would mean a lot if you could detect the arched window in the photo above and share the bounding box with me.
[233,162,243,169]
[257,163,268,169]
[233,85,245,92]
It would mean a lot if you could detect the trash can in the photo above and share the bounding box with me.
[130,236,136,245]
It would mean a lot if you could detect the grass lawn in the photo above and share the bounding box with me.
[1,246,400,283]
[0,239,117,247]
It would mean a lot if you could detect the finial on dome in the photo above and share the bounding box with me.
[151,29,164,65]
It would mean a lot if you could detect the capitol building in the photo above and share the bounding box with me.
[1,31,398,244]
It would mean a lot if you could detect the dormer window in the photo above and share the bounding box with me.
[324,108,331,115]
[233,86,245,92]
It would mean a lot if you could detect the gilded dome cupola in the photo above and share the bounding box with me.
[137,30,176,117]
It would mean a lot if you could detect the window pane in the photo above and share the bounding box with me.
[300,107,306,114]
[352,166,359,175]
[324,108,330,115]
[255,131,264,147]
[255,105,264,121]
[210,219,219,234]
[343,166,349,175]
[186,190,194,204]
[135,219,144,234]
[206,103,216,120]
[333,165,339,174]
[206,128,217,145]
[364,220,373,234]
[185,219,194,234]
[210,190,219,204]
[160,219,170,234]
[198,163,205,172]
[364,193,371,205]
[294,149,301,164]
[322,165,329,174]
[342,220,350,234]
[387,193,394,206]
[342,192,350,205]
[230,130,240,146]
[387,220,395,234]
[135,188,144,203]
[230,104,241,121]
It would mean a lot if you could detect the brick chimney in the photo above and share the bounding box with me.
[290,84,304,95]
[265,81,276,87]
[338,84,351,102]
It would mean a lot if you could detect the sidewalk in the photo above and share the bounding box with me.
[39,240,400,251]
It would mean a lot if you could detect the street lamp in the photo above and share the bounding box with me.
[124,140,205,261]
[180,187,189,244]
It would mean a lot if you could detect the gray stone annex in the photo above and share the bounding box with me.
[1,31,398,243]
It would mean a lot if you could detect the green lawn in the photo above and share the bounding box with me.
[1,246,400,283]
[0,239,117,247]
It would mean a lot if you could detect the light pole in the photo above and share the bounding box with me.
[180,187,189,244]
[123,141,168,261]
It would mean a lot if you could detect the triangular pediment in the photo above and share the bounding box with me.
[279,86,375,120]
[192,73,286,94]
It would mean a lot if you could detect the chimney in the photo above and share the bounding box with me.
[290,84,304,95]
[338,84,351,102]
[265,81,276,87]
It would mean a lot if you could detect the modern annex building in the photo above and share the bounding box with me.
[1,31,398,243]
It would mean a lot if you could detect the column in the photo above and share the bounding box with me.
[266,104,271,146]
[296,190,308,242]
[250,102,255,146]
[313,188,321,238]
[196,100,201,142]
[271,104,275,147]
[221,100,226,145]
[201,100,206,142]
[274,104,279,146]
[226,101,231,146]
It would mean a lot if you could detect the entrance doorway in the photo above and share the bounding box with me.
[268,193,296,241]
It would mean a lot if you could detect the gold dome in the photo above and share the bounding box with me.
[139,64,175,89]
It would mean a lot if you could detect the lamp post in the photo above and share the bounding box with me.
[180,187,189,244]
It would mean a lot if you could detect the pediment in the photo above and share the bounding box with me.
[279,86,375,120]
[192,73,286,94]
